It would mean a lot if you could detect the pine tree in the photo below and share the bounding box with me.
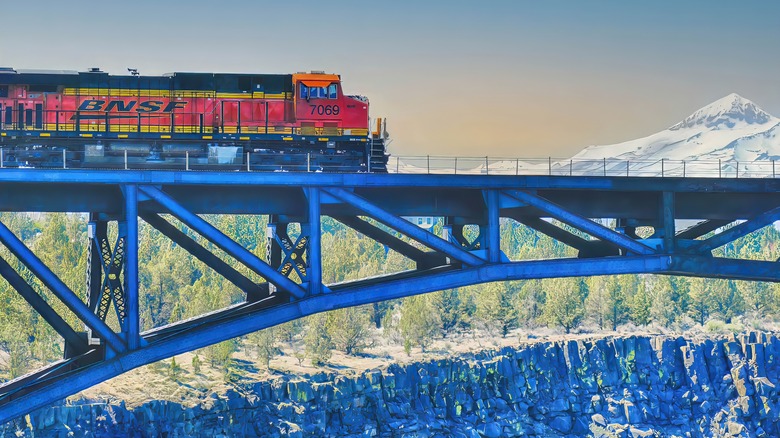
[305,313,333,366]
[430,289,462,336]
[327,306,372,355]
[605,276,630,331]
[709,279,744,323]
[192,354,202,374]
[628,277,652,326]
[649,276,677,327]
[516,280,545,327]
[168,356,182,380]
[246,328,279,370]
[475,282,517,337]
[687,277,711,326]
[541,277,585,334]
[737,280,775,319]
[398,295,440,352]
[585,276,608,329]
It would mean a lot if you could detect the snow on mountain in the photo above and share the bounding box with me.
[573,93,780,163]
[391,93,779,176]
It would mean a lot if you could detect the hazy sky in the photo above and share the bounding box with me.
[2,0,778,157]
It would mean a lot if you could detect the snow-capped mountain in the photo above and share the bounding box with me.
[391,93,779,176]
[573,93,780,163]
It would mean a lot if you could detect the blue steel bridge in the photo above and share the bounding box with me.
[1,162,780,421]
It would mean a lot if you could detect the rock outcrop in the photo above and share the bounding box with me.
[4,333,780,437]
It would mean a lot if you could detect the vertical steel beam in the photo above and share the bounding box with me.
[0,220,126,353]
[124,185,140,350]
[662,191,675,253]
[86,218,104,315]
[307,188,322,295]
[485,190,501,263]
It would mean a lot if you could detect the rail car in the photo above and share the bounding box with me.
[0,67,388,172]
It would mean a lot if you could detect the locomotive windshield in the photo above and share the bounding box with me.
[300,83,338,99]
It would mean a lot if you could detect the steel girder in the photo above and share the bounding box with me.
[2,172,780,422]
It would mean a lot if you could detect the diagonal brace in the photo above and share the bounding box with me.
[96,233,126,325]
[0,255,87,353]
[0,220,126,353]
[689,205,780,253]
[675,219,732,240]
[274,227,309,281]
[333,215,431,262]
[139,185,306,299]
[140,212,264,300]
[324,188,485,266]
[504,190,655,255]
[512,216,593,251]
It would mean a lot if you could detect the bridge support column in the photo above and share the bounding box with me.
[662,191,676,253]
[266,215,310,298]
[485,189,501,263]
[124,185,140,350]
[85,217,129,349]
[307,188,322,295]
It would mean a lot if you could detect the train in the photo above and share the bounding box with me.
[0,67,388,172]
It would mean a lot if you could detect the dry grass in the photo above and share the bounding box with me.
[73,324,681,408]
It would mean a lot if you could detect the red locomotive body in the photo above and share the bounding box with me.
[0,68,387,171]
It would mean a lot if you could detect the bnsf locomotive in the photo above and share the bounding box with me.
[0,67,388,171]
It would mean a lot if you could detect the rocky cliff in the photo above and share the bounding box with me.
[3,333,780,437]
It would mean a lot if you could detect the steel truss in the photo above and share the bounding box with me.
[0,170,779,421]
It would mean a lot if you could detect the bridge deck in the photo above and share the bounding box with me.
[0,169,776,220]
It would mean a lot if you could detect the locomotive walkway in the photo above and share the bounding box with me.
[1,164,780,421]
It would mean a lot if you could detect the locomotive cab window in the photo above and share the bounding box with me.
[0,85,7,98]
[300,82,337,99]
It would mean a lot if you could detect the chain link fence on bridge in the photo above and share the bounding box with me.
[388,156,780,178]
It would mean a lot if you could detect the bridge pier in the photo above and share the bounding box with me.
[266,216,311,298]
[85,218,128,349]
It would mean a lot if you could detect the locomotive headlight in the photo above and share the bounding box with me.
[327,141,336,149]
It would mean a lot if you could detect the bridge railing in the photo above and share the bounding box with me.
[387,156,780,178]
[2,146,780,177]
